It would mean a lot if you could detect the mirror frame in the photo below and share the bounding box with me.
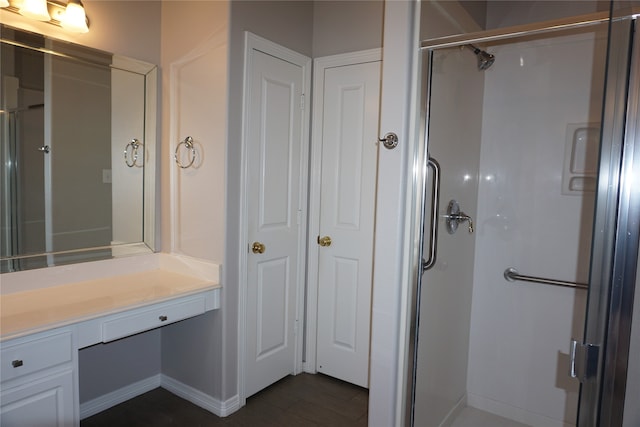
[0,25,157,271]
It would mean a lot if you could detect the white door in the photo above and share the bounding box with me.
[244,36,310,398]
[315,58,381,388]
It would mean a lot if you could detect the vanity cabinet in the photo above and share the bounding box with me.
[0,255,221,426]
[0,329,76,426]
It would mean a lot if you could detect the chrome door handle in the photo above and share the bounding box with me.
[251,242,265,254]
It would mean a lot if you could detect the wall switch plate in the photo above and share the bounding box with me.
[103,169,112,184]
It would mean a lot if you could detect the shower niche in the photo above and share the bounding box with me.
[562,123,600,195]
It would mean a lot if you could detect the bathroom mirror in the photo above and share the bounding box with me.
[0,25,157,272]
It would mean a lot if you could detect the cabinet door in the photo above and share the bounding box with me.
[1,370,75,427]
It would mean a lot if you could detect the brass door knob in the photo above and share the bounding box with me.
[252,242,265,254]
[317,236,332,247]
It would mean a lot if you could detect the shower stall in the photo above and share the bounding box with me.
[409,4,639,427]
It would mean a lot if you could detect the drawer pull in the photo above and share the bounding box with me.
[159,315,168,322]
[11,360,23,368]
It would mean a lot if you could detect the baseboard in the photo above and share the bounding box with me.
[440,394,467,427]
[161,374,240,417]
[80,374,161,420]
[79,374,241,420]
[467,392,575,427]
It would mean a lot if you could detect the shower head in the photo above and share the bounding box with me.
[466,44,495,70]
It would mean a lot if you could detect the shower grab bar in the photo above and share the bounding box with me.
[423,157,440,271]
[504,267,588,290]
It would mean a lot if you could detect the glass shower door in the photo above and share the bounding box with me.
[412,10,638,426]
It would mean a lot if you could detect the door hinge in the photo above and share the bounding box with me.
[570,339,599,383]
[300,94,305,110]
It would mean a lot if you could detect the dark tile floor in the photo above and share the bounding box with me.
[81,373,368,427]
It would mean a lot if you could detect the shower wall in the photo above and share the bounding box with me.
[467,29,608,426]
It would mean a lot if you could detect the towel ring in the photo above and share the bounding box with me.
[124,139,142,167]
[175,136,196,169]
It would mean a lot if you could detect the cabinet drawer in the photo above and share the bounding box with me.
[1,332,73,383]
[102,297,206,342]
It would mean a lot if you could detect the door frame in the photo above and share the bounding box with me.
[581,13,639,426]
[304,48,382,374]
[237,31,311,406]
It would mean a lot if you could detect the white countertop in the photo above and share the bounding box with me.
[0,253,221,341]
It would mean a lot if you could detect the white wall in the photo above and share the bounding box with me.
[111,68,145,245]
[485,0,608,29]
[159,1,228,262]
[159,0,229,400]
[467,27,608,426]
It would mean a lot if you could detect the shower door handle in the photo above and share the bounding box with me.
[423,157,440,272]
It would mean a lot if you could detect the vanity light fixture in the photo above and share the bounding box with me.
[18,0,51,21]
[59,0,88,33]
[1,0,90,33]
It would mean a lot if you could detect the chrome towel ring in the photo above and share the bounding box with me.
[124,139,142,167]
[175,136,196,169]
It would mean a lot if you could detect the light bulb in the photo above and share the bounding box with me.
[19,0,51,21]
[61,0,89,33]
[0,0,10,8]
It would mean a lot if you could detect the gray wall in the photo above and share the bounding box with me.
[312,1,383,57]
[69,0,162,65]
[79,331,161,402]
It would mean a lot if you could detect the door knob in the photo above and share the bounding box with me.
[251,242,265,254]
[317,236,332,247]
